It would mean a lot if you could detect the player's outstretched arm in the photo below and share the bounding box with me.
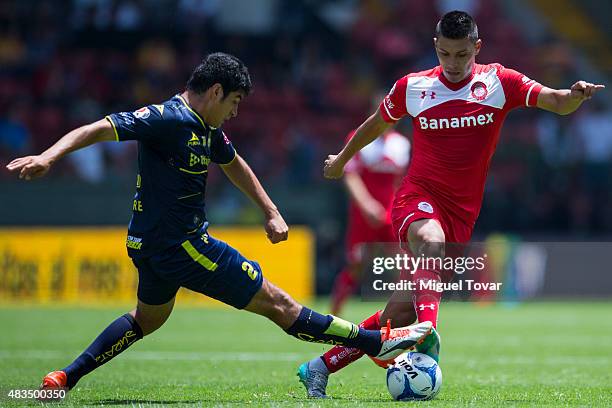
[5,118,116,180]
[220,154,288,244]
[324,109,392,179]
[537,81,605,115]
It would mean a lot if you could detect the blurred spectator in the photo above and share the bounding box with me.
[574,102,612,167]
[0,105,31,156]
[572,101,612,232]
[284,123,318,186]
[71,0,114,30]
[436,0,480,16]
[536,113,578,167]
[0,33,26,66]
[114,0,143,31]
[177,0,221,30]
[0,0,609,244]
[67,144,106,183]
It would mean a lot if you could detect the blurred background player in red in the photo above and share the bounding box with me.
[330,125,410,316]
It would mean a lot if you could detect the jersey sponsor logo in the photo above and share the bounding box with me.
[384,83,398,110]
[222,131,231,145]
[418,113,494,130]
[296,333,344,345]
[132,199,143,212]
[417,202,434,214]
[187,132,201,146]
[421,90,436,99]
[329,348,361,366]
[118,112,135,125]
[189,153,210,167]
[95,330,138,363]
[134,107,150,119]
[384,95,395,110]
[470,81,488,101]
[152,104,164,116]
[126,235,143,249]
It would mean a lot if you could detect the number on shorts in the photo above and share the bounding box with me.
[241,261,258,280]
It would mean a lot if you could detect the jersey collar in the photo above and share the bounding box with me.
[437,65,476,91]
[176,94,216,130]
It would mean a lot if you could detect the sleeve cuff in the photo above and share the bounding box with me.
[105,115,120,141]
[379,102,399,123]
[219,149,237,166]
[526,84,543,107]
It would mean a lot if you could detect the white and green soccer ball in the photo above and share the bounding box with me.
[386,352,442,401]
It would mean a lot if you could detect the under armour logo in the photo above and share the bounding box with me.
[418,303,436,311]
[421,91,436,99]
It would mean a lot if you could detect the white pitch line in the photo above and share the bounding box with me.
[0,350,609,366]
[0,350,311,362]
[444,355,612,366]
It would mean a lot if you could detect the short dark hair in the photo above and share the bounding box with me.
[186,52,252,97]
[435,11,479,42]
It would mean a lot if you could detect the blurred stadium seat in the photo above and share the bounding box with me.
[0,0,610,296]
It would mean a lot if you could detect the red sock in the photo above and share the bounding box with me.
[412,268,443,328]
[322,310,382,373]
[330,268,358,315]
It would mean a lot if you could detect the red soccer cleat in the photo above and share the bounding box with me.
[38,370,69,401]
[41,370,67,389]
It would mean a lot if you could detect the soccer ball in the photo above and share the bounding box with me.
[386,352,442,401]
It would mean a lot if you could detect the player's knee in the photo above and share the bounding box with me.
[133,300,174,336]
[409,222,445,258]
[133,311,165,336]
[419,241,445,258]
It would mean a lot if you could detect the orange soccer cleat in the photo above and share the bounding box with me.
[41,370,68,389]
[38,370,69,401]
[372,319,432,366]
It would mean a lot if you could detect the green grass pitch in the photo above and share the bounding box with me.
[1,301,611,407]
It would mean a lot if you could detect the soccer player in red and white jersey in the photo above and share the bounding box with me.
[330,128,410,315]
[298,10,605,398]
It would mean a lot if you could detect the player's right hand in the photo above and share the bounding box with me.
[569,81,605,100]
[323,154,345,179]
[6,155,52,180]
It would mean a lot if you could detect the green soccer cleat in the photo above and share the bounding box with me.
[297,361,329,398]
[415,326,441,362]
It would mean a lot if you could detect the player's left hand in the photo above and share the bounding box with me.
[265,212,289,244]
[6,155,52,180]
[570,81,605,100]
